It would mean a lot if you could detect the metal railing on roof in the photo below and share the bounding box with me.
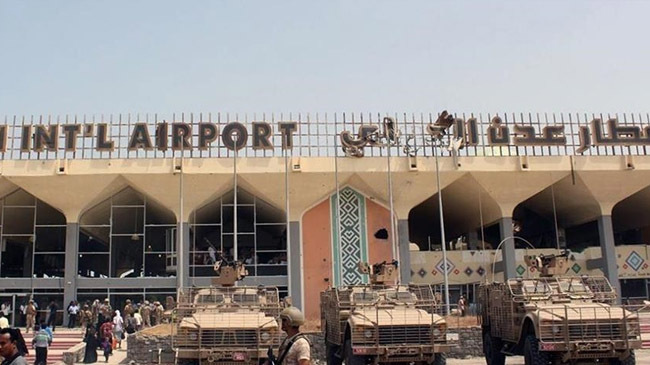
[2,112,650,160]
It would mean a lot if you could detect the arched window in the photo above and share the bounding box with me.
[190,189,287,277]
[78,187,176,278]
[0,189,66,278]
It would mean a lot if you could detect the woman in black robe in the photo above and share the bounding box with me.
[83,327,100,363]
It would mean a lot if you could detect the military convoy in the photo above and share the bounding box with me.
[321,261,456,365]
[479,251,642,365]
[172,261,282,365]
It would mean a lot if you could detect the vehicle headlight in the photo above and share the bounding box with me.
[189,332,198,341]
[260,331,271,342]
[364,329,373,339]
[552,325,561,335]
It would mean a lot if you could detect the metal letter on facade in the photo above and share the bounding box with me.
[198,123,218,150]
[96,124,115,151]
[62,125,81,151]
[486,116,510,146]
[128,123,154,151]
[252,122,273,150]
[172,123,192,150]
[278,122,298,150]
[222,122,248,151]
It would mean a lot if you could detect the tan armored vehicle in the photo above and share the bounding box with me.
[321,261,455,365]
[172,261,282,365]
[479,251,642,365]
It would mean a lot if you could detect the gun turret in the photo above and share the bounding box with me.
[212,260,248,286]
[524,251,569,277]
[358,260,399,284]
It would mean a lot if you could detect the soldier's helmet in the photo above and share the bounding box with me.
[279,307,305,327]
[144,300,150,305]
[126,299,131,304]
[104,298,110,303]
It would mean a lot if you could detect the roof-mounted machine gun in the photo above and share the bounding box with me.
[524,250,569,277]
[212,258,248,287]
[358,260,399,284]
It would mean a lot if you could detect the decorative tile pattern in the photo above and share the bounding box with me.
[418,268,427,278]
[625,251,644,271]
[436,258,455,275]
[330,187,368,286]
[516,265,526,276]
[476,266,485,277]
[571,263,581,274]
[464,267,473,277]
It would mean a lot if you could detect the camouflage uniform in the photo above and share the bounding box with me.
[80,305,93,332]
[140,300,151,327]
[99,299,112,324]
[25,301,37,333]
[91,299,100,325]
[152,302,164,326]
[123,299,135,318]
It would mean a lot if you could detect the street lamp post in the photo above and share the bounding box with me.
[427,111,456,315]
[433,137,451,315]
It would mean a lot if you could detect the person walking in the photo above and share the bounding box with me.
[458,295,467,317]
[80,305,93,333]
[25,302,36,334]
[100,336,112,363]
[67,301,79,328]
[31,324,51,365]
[46,301,58,331]
[112,310,124,349]
[82,328,99,364]
[140,301,151,327]
[0,328,29,365]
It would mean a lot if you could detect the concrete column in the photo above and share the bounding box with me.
[177,222,190,288]
[597,215,622,299]
[288,221,302,310]
[397,219,411,284]
[499,217,517,279]
[63,223,79,327]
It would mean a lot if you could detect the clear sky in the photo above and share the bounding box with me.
[1,1,649,116]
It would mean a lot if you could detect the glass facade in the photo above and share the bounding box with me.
[0,189,66,278]
[190,189,287,277]
[78,188,177,278]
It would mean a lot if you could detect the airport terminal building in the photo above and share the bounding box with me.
[1,112,649,324]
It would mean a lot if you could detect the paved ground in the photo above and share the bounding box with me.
[73,338,650,364]
[447,349,650,364]
[73,339,129,364]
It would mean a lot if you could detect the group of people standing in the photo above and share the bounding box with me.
[82,298,168,363]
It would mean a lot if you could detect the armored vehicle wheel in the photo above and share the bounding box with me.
[523,335,553,365]
[326,340,343,365]
[432,353,446,365]
[482,331,505,365]
[344,338,366,365]
[611,351,636,365]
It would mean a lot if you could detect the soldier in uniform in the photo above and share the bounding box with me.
[98,299,112,326]
[25,300,37,334]
[152,301,164,326]
[140,300,151,327]
[123,299,135,318]
[91,299,100,327]
[80,305,93,333]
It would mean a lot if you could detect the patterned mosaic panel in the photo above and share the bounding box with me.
[626,251,645,271]
[410,245,650,285]
[330,187,368,286]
